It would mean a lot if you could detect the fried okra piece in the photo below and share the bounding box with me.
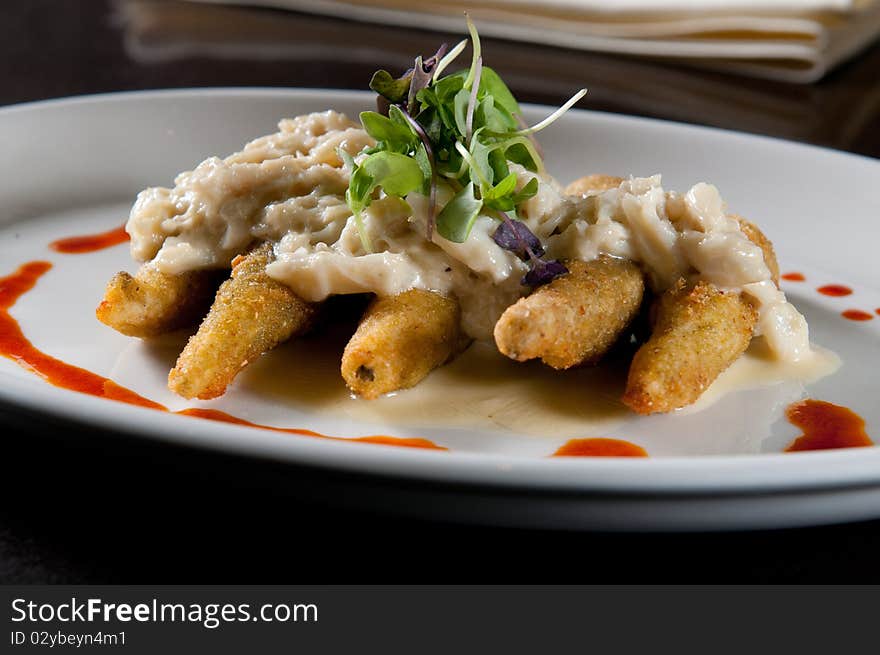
[494,257,645,369]
[732,214,780,286]
[341,289,467,399]
[622,280,757,414]
[564,174,624,196]
[168,243,316,400]
[96,265,221,338]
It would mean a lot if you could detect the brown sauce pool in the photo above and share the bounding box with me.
[784,399,873,452]
[49,225,129,254]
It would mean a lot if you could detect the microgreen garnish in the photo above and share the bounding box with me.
[491,216,544,258]
[522,259,569,287]
[347,15,585,285]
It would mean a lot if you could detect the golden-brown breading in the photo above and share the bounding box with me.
[96,265,221,338]
[341,289,467,399]
[732,214,780,286]
[564,174,624,196]
[168,243,316,400]
[494,257,645,369]
[622,279,757,414]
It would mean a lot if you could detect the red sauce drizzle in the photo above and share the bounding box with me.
[842,309,873,321]
[817,284,853,297]
[177,408,446,450]
[552,438,648,457]
[0,261,444,451]
[49,225,129,254]
[781,272,805,282]
[784,399,873,452]
[0,261,164,409]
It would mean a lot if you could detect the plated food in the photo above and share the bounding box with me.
[97,19,823,416]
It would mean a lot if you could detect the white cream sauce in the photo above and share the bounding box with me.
[239,333,839,437]
[127,110,811,358]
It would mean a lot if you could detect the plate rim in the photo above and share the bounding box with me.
[1,87,879,497]
[4,86,880,170]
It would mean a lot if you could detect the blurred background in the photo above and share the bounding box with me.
[1,0,879,583]
[3,0,879,155]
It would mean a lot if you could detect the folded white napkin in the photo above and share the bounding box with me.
[191,0,880,82]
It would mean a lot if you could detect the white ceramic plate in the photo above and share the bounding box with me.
[1,89,878,531]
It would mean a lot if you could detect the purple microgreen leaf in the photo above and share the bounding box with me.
[465,56,482,144]
[407,44,447,115]
[376,95,391,117]
[408,57,430,116]
[492,217,544,259]
[422,43,448,72]
[522,259,568,287]
[491,210,566,287]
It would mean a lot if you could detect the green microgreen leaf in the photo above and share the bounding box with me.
[436,181,483,243]
[488,148,509,183]
[453,88,470,139]
[347,165,373,210]
[484,172,517,201]
[353,15,582,262]
[369,69,412,104]
[432,73,465,104]
[468,131,495,188]
[502,138,543,173]
[337,147,357,174]
[512,88,587,136]
[433,38,467,82]
[482,173,517,212]
[465,56,483,142]
[462,14,482,91]
[361,151,425,197]
[345,163,375,252]
[414,143,432,195]
[455,141,491,189]
[360,110,414,152]
[483,175,539,212]
[474,95,513,134]
[479,67,520,116]
[512,177,539,204]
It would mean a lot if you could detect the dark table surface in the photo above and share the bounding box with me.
[2,0,879,584]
